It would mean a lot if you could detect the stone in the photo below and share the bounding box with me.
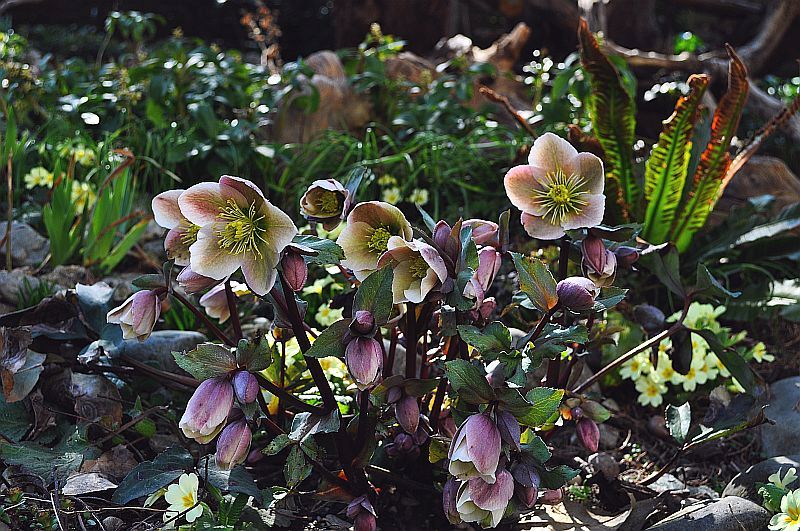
[587,452,620,479]
[0,266,93,305]
[0,221,49,267]
[645,496,769,530]
[42,265,93,289]
[723,455,800,503]
[761,376,800,457]
[117,330,207,373]
[101,517,125,531]
[649,473,719,500]
[0,268,37,305]
[598,423,620,450]
[99,272,142,301]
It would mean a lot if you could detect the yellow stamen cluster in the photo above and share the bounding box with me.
[180,220,201,245]
[315,190,341,216]
[216,199,267,257]
[367,227,392,253]
[408,256,429,279]
[532,168,588,224]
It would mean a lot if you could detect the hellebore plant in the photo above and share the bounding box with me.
[106,138,765,529]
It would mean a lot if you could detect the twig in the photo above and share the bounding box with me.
[170,290,236,347]
[224,279,243,341]
[479,85,538,139]
[253,372,326,415]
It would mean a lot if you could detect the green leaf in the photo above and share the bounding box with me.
[540,465,580,489]
[665,402,691,444]
[0,442,85,484]
[643,74,709,243]
[284,445,312,488]
[758,483,786,513]
[113,448,193,504]
[202,457,261,499]
[692,328,758,394]
[236,337,274,372]
[173,343,238,381]
[131,274,166,290]
[457,321,511,354]
[640,247,685,298]
[444,360,495,405]
[291,235,345,265]
[403,378,440,397]
[353,267,394,324]
[263,434,293,456]
[522,387,565,427]
[593,286,628,311]
[288,410,340,442]
[99,220,149,273]
[520,435,551,464]
[448,269,478,311]
[0,396,31,441]
[694,264,741,300]
[533,325,588,360]
[511,252,558,312]
[304,319,349,358]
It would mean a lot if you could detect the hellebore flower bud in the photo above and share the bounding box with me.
[615,246,640,268]
[355,513,377,531]
[246,448,264,464]
[541,488,564,505]
[179,377,234,443]
[433,220,461,265]
[576,417,600,453]
[443,476,462,524]
[107,289,162,341]
[215,418,252,470]
[386,385,403,404]
[511,463,541,489]
[395,433,415,452]
[350,310,376,337]
[395,395,420,434]
[495,410,521,451]
[556,276,599,311]
[346,495,376,531]
[345,337,383,390]
[281,250,308,292]
[475,248,502,292]
[457,469,515,528]
[571,406,584,419]
[517,484,539,509]
[633,304,666,333]
[464,219,500,248]
[449,413,501,484]
[176,265,220,294]
[581,234,617,287]
[412,424,429,446]
[299,179,351,230]
[232,370,259,404]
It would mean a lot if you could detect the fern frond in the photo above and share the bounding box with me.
[578,18,637,222]
[671,45,749,252]
[642,74,709,244]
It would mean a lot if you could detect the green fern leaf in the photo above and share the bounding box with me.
[671,46,749,251]
[578,18,637,222]
[642,74,709,243]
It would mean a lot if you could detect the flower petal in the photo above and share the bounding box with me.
[567,152,605,194]
[527,132,577,173]
[521,212,566,240]
[189,224,243,280]
[152,190,185,229]
[504,165,548,215]
[261,201,298,254]
[240,246,279,296]
[468,469,514,511]
[339,221,380,272]
[465,414,501,480]
[179,182,225,226]
[219,175,265,206]
[562,193,605,230]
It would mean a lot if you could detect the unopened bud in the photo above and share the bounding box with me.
[232,370,259,404]
[395,395,420,434]
[345,337,383,390]
[443,476,462,524]
[581,235,607,274]
[176,265,220,294]
[281,251,308,292]
[386,385,402,404]
[350,310,376,336]
[556,277,599,311]
[634,304,666,333]
[615,246,640,268]
[541,488,563,505]
[495,410,521,451]
[517,484,539,509]
[355,512,377,531]
[576,417,600,453]
[215,419,252,470]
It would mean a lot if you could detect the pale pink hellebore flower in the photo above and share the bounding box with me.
[299,179,351,230]
[198,281,248,324]
[448,413,502,484]
[152,189,198,266]
[377,236,448,304]
[179,377,234,443]
[504,132,605,240]
[106,290,161,341]
[456,469,515,528]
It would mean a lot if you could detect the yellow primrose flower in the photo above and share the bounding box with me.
[635,375,667,407]
[71,181,96,214]
[74,145,96,167]
[769,488,800,531]
[302,276,334,296]
[319,356,348,379]
[770,467,798,490]
[378,174,397,186]
[620,353,650,381]
[315,303,344,327]
[163,473,203,525]
[654,351,684,386]
[694,353,719,385]
[408,188,429,206]
[705,352,730,378]
[751,342,775,363]
[382,186,402,204]
[24,167,54,189]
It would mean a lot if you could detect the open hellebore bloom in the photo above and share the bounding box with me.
[464,219,500,248]
[215,418,252,470]
[337,201,412,280]
[456,469,515,529]
[377,237,448,304]
[504,132,605,240]
[107,289,161,341]
[179,377,234,443]
[152,189,199,266]
[179,175,297,296]
[449,413,502,484]
[299,179,351,230]
[199,281,248,323]
[556,276,599,311]
[345,337,383,390]
[581,234,617,287]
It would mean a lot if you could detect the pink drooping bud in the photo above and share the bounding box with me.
[106,289,162,341]
[464,219,500,248]
[395,395,420,434]
[443,476,462,524]
[232,370,259,404]
[576,417,600,453]
[432,220,462,265]
[556,276,599,311]
[176,265,221,294]
[475,248,502,292]
[540,488,564,505]
[345,337,383,390]
[394,433,415,453]
[517,484,539,509]
[495,410,521,451]
[570,406,584,419]
[347,495,377,531]
[355,512,377,531]
[350,310,376,336]
[615,246,640,268]
[215,418,252,470]
[386,385,402,404]
[448,413,501,484]
[581,234,617,287]
[179,377,234,443]
[281,251,308,292]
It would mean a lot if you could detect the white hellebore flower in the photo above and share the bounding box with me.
[377,236,448,304]
[164,473,204,525]
[455,470,515,529]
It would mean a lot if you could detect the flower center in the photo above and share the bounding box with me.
[409,256,429,279]
[532,168,588,224]
[315,190,341,216]
[216,199,267,257]
[181,491,195,508]
[180,219,201,245]
[367,227,391,253]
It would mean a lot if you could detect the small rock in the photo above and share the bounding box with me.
[598,423,620,450]
[101,517,125,531]
[0,268,38,304]
[100,272,143,301]
[649,473,719,499]
[723,455,800,503]
[117,330,207,373]
[42,265,93,290]
[0,265,92,306]
[0,221,49,267]
[587,452,620,479]
[761,377,800,457]
[645,496,768,530]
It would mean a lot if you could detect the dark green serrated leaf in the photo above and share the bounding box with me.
[288,410,340,442]
[112,448,193,504]
[444,359,495,405]
[403,378,440,397]
[534,324,588,360]
[202,456,261,499]
[353,267,394,324]
[520,435,552,464]
[236,337,274,372]
[291,235,345,265]
[692,328,758,394]
[173,343,238,381]
[457,321,511,354]
[694,264,741,300]
[304,319,349,358]
[284,445,312,488]
[540,464,580,489]
[593,287,628,311]
[640,247,685,298]
[523,387,565,427]
[131,274,166,289]
[511,252,558,312]
[262,434,293,456]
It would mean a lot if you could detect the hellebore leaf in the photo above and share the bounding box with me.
[285,445,312,488]
[539,464,580,489]
[288,410,340,443]
[457,321,511,354]
[112,447,193,504]
[173,343,237,381]
[640,246,685,298]
[694,264,741,300]
[292,235,345,265]
[444,359,495,405]
[511,252,558,313]
[665,402,691,444]
[692,328,758,394]
[236,337,274,372]
[523,387,565,427]
[354,267,394,325]
[304,319,349,359]
[263,434,293,456]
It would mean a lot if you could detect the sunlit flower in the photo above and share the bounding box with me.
[770,468,798,490]
[74,145,96,167]
[179,175,298,295]
[456,470,514,529]
[680,363,701,392]
[378,174,397,186]
[382,186,402,204]
[199,282,248,323]
[300,179,350,230]
[152,189,199,266]
[654,351,684,386]
[107,290,161,341]
[705,352,730,378]
[693,353,718,385]
[504,132,605,240]
[449,413,501,484]
[71,181,96,214]
[377,237,448,304]
[769,489,800,531]
[337,201,412,280]
[315,302,344,327]
[751,342,774,363]
[635,375,667,407]
[163,473,203,525]
[179,376,234,443]
[620,353,649,381]
[408,188,429,206]
[24,167,54,189]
